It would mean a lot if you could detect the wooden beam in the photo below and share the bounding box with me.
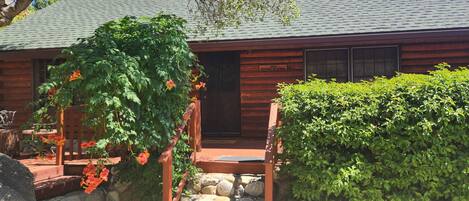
[190,29,469,52]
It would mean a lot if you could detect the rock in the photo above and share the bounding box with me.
[0,153,35,201]
[201,185,217,195]
[0,129,19,156]
[187,194,217,201]
[180,196,191,201]
[213,196,230,201]
[216,180,233,196]
[240,176,259,186]
[106,191,119,201]
[44,189,106,201]
[187,179,202,193]
[236,184,245,196]
[200,175,219,187]
[83,189,106,201]
[0,183,29,201]
[206,173,234,182]
[110,181,131,193]
[199,195,217,201]
[239,198,254,201]
[245,181,264,197]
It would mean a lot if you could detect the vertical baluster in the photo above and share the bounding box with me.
[162,153,173,201]
[194,100,201,152]
[56,108,65,166]
[77,114,83,159]
[68,111,74,160]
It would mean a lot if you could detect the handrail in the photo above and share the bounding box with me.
[264,102,281,201]
[158,100,201,201]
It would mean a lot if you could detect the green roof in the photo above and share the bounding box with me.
[1,0,469,51]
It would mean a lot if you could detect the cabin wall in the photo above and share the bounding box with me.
[238,40,469,137]
[400,42,469,73]
[1,37,469,138]
[239,50,304,137]
[0,59,34,127]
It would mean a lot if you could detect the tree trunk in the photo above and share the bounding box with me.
[0,0,32,26]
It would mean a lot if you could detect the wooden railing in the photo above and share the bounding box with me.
[158,100,201,201]
[264,102,281,201]
[54,106,97,165]
[62,106,96,160]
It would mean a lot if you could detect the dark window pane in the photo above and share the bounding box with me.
[352,47,398,82]
[33,59,64,101]
[306,49,349,82]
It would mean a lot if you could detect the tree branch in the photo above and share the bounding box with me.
[0,0,32,26]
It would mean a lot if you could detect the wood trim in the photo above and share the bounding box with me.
[190,29,469,52]
[2,29,469,58]
[0,48,61,60]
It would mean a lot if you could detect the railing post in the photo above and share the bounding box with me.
[265,162,274,201]
[193,100,201,152]
[162,153,173,201]
[264,103,279,201]
[56,108,65,166]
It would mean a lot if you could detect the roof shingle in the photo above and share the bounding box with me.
[1,0,469,51]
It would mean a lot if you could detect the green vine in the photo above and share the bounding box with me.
[34,14,202,200]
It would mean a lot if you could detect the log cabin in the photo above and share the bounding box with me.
[1,0,469,199]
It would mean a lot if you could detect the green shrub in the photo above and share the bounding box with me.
[277,64,469,201]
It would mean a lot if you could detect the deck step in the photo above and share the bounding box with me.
[34,175,81,201]
[196,160,265,174]
[31,165,64,182]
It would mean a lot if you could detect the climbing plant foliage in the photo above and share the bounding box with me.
[277,64,469,201]
[35,14,200,200]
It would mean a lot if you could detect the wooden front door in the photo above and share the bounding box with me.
[199,52,240,137]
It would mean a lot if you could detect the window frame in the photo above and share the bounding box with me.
[303,48,350,81]
[350,45,400,82]
[304,45,400,82]
[32,59,51,102]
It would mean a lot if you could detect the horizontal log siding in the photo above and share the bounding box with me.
[239,50,303,137]
[400,42,469,73]
[0,60,33,127]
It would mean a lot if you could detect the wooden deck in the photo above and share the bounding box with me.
[196,137,266,174]
[20,157,121,182]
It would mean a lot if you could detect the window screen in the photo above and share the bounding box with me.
[33,59,52,101]
[352,47,398,81]
[305,49,349,82]
[33,59,64,101]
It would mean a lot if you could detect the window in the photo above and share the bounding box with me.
[305,46,399,82]
[305,49,349,82]
[352,47,398,81]
[33,59,63,101]
[33,59,52,101]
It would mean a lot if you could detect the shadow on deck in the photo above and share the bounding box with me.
[196,137,267,174]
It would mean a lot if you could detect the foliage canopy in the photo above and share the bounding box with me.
[35,14,199,200]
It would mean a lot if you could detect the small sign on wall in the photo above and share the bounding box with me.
[258,64,288,72]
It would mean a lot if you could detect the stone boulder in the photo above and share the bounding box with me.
[216,180,233,196]
[200,175,219,187]
[44,189,105,201]
[245,181,264,197]
[201,185,217,195]
[0,153,35,201]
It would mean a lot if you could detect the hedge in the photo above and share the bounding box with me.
[277,64,469,201]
